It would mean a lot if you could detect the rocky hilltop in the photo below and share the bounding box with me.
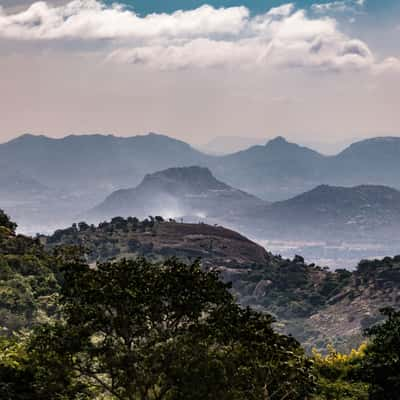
[47,217,271,268]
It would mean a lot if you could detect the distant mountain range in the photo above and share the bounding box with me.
[211,135,400,199]
[0,133,208,194]
[90,166,400,243]
[2,133,400,202]
[2,132,400,239]
[197,136,358,156]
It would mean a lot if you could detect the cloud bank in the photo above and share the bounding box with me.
[0,0,397,71]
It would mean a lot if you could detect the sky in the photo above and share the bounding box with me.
[0,0,399,150]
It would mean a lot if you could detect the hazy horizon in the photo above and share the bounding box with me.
[2,130,400,156]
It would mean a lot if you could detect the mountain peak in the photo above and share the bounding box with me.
[90,166,265,221]
[266,136,289,147]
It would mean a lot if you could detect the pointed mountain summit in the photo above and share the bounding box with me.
[263,136,323,159]
[211,136,325,200]
[265,135,290,148]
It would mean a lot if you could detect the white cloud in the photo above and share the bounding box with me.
[311,0,365,14]
[0,0,393,72]
[0,1,249,40]
[266,3,295,17]
[372,57,400,75]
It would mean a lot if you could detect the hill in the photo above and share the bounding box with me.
[47,216,271,268]
[0,133,210,192]
[44,217,400,351]
[0,133,211,233]
[211,136,326,200]
[333,137,400,185]
[211,135,400,200]
[257,184,400,241]
[91,172,400,245]
[90,166,265,224]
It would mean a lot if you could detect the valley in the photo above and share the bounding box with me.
[258,239,399,270]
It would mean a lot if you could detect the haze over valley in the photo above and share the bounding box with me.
[1,132,400,268]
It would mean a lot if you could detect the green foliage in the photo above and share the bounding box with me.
[0,210,71,334]
[0,335,37,400]
[0,333,90,400]
[45,218,354,322]
[46,216,400,353]
[0,211,16,233]
[362,307,400,399]
[29,257,315,399]
[238,256,352,321]
[312,344,369,400]
[2,211,400,399]
[46,217,165,261]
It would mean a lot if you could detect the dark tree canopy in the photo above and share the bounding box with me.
[29,257,314,400]
[362,307,400,400]
[0,210,16,233]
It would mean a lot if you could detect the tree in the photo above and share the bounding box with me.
[30,257,315,399]
[0,333,90,400]
[0,210,17,233]
[362,307,400,400]
[0,335,38,400]
[312,344,369,400]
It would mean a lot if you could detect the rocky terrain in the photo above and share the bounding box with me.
[46,217,271,268]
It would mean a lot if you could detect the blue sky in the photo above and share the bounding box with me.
[105,0,398,15]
